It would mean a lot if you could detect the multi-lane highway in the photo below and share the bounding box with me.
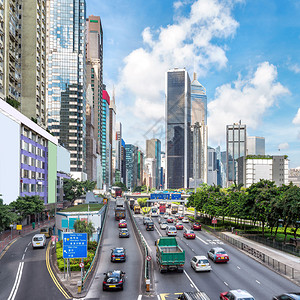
[86,199,143,299]
[133,212,300,299]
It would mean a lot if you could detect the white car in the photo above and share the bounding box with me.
[190,255,212,272]
[160,222,168,229]
[163,214,169,219]
[166,226,177,236]
[182,217,189,223]
[32,234,46,248]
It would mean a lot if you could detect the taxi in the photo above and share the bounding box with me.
[183,229,195,239]
[118,219,127,228]
[175,223,184,230]
[177,215,184,220]
[207,247,229,263]
[191,222,202,231]
[167,217,174,223]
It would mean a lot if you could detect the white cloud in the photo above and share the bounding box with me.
[174,1,184,10]
[278,142,289,150]
[292,108,300,125]
[116,0,240,143]
[207,62,290,144]
[288,63,300,74]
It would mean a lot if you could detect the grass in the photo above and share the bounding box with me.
[61,204,103,212]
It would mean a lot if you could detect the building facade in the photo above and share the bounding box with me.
[109,90,116,185]
[20,0,47,127]
[146,138,161,189]
[226,122,247,186]
[207,147,218,186]
[247,136,265,155]
[125,144,136,190]
[46,0,87,177]
[121,139,126,184]
[191,72,208,184]
[165,68,192,189]
[237,155,289,188]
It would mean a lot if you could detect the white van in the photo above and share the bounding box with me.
[32,234,46,248]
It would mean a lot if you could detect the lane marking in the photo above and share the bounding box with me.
[45,242,71,299]
[237,266,241,269]
[27,242,31,246]
[224,281,228,286]
[196,236,209,245]
[154,223,162,237]
[0,239,18,260]
[183,270,200,292]
[7,261,24,300]
[22,254,25,260]
[256,280,261,284]
[137,295,142,300]
[157,295,161,300]
[24,247,28,252]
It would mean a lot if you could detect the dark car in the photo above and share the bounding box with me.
[191,222,201,231]
[178,291,210,300]
[103,270,125,291]
[273,293,300,300]
[146,221,154,231]
[111,247,126,262]
[143,216,151,225]
[119,228,130,238]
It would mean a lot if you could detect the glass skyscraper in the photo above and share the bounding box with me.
[47,0,86,175]
[165,68,192,189]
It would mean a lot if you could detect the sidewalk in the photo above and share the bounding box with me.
[220,231,300,285]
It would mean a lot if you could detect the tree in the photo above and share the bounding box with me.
[73,220,95,240]
[63,178,96,203]
[137,198,147,208]
[114,182,128,191]
[0,195,18,232]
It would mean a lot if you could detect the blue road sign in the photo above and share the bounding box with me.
[63,233,87,259]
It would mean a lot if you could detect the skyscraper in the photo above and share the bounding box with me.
[109,90,116,185]
[226,121,247,186]
[247,136,265,155]
[125,144,136,190]
[165,68,192,189]
[146,138,161,189]
[191,72,208,184]
[46,0,87,177]
[20,0,47,127]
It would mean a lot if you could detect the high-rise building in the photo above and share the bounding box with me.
[125,144,136,190]
[46,0,87,178]
[146,138,161,189]
[2,0,21,103]
[191,72,208,184]
[20,0,47,127]
[226,121,247,186]
[165,68,192,189]
[115,122,122,181]
[247,136,265,155]
[137,149,144,186]
[109,90,116,185]
[207,147,218,186]
[121,139,126,184]
[85,15,103,153]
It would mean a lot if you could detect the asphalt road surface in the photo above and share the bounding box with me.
[86,199,143,300]
[134,214,300,299]
[0,232,65,300]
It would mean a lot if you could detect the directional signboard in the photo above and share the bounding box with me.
[63,233,87,259]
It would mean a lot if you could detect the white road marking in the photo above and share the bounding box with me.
[137,295,142,300]
[256,280,261,284]
[24,247,28,252]
[184,270,200,292]
[190,284,194,288]
[237,266,241,269]
[22,254,25,260]
[8,262,24,300]
[154,224,162,237]
[196,236,208,245]
[27,242,31,246]
[157,295,161,300]
[224,281,228,286]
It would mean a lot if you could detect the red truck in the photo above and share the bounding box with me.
[159,203,166,214]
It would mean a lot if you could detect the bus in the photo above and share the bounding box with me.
[111,186,122,197]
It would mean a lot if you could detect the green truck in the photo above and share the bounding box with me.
[155,237,185,273]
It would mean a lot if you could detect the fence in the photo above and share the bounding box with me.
[218,232,296,280]
[125,201,151,290]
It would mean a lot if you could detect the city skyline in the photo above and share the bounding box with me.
[87,0,300,167]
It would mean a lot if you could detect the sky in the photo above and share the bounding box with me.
[87,0,300,168]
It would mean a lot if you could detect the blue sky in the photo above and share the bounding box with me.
[87,0,300,167]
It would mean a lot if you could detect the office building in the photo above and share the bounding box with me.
[165,68,192,189]
[46,0,87,178]
[146,138,161,188]
[247,136,265,155]
[137,149,144,186]
[191,72,208,184]
[109,90,116,185]
[207,147,218,186]
[125,144,136,190]
[226,121,247,186]
[121,139,126,184]
[20,0,47,127]
[145,158,156,189]
[2,0,21,103]
[237,155,288,188]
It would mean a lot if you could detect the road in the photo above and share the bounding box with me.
[0,232,66,300]
[134,213,300,299]
[86,199,143,299]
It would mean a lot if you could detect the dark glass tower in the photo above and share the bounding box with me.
[165,68,192,189]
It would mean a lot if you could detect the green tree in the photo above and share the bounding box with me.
[0,195,18,232]
[137,198,147,208]
[114,181,128,191]
[63,178,96,203]
[73,220,95,240]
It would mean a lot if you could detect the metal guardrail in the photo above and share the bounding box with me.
[218,232,296,280]
[125,201,151,290]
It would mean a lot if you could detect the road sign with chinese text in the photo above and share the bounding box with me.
[63,233,87,259]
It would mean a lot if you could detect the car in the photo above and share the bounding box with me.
[190,255,211,272]
[119,228,130,238]
[177,215,184,220]
[118,219,127,228]
[191,222,201,231]
[183,229,195,239]
[160,222,168,229]
[111,247,126,262]
[182,217,189,223]
[103,270,125,291]
[273,293,300,300]
[40,227,53,238]
[158,217,163,224]
[176,223,184,230]
[167,217,174,223]
[163,213,169,219]
[166,226,177,236]
[146,221,154,231]
[207,247,229,263]
[175,213,180,218]
[220,289,255,300]
[32,234,46,248]
[178,291,210,300]
[143,216,151,225]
